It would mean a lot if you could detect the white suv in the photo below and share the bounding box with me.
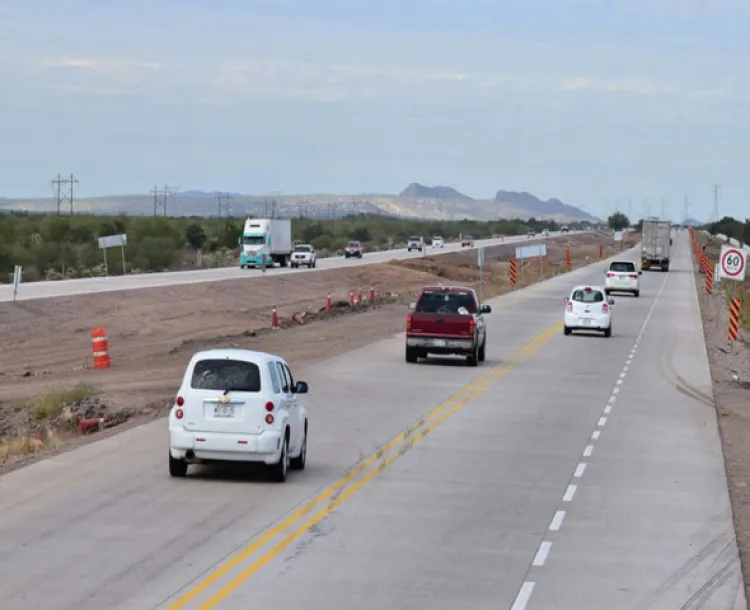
[168,349,309,482]
[564,285,614,337]
[291,244,316,268]
[432,236,444,248]
[604,260,640,297]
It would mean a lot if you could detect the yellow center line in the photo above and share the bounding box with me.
[167,317,564,609]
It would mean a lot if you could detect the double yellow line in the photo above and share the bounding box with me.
[167,319,563,609]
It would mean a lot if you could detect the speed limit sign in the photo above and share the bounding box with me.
[719,245,747,281]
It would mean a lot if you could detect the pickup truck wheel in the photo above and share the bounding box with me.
[405,347,418,363]
[467,343,479,367]
[311,260,316,268]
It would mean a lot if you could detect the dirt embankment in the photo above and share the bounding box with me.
[691,231,750,599]
[0,231,632,472]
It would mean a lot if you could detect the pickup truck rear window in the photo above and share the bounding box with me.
[609,262,636,272]
[416,291,477,314]
[571,290,604,303]
[191,359,261,392]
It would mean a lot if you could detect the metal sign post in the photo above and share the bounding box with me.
[12,265,21,303]
[98,234,128,277]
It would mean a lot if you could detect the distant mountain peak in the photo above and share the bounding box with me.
[495,190,596,221]
[399,183,473,201]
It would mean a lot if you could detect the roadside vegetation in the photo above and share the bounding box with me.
[0,211,591,282]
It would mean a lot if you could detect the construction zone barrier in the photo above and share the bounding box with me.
[326,293,332,313]
[705,264,713,295]
[565,249,571,271]
[729,297,741,343]
[369,285,376,304]
[271,306,280,330]
[509,258,517,286]
[92,327,110,370]
[599,244,604,259]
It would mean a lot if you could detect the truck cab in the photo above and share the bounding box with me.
[405,285,491,367]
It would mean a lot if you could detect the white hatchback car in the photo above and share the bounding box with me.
[604,260,641,297]
[168,348,309,482]
[564,285,615,337]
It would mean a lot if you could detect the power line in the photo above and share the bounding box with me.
[51,173,79,215]
[215,193,233,217]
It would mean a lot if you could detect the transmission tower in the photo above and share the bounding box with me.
[215,193,233,217]
[712,184,721,223]
[627,197,632,219]
[683,194,689,224]
[51,173,79,215]
[660,197,666,219]
[150,185,174,216]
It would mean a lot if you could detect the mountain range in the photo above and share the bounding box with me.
[0,183,599,223]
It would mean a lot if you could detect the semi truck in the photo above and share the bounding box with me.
[239,218,293,269]
[641,219,672,271]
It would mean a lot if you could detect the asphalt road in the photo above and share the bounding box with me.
[0,231,743,610]
[0,231,573,303]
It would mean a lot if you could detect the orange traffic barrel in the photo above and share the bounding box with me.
[92,327,111,369]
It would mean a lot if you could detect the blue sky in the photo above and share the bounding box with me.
[1,0,749,221]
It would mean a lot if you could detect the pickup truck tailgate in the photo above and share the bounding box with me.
[410,313,473,337]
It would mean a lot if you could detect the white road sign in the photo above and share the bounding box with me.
[719,244,747,281]
[613,231,622,242]
[478,246,485,267]
[515,244,547,260]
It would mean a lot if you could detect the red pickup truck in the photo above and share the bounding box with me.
[405,285,491,366]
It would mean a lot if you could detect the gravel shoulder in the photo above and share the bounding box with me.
[0,231,631,473]
[692,232,750,600]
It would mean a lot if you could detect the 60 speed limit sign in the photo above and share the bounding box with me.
[719,244,747,281]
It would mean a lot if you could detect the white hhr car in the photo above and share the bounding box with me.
[168,349,309,482]
[564,285,615,337]
[604,260,641,297]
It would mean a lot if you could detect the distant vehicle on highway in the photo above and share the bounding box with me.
[407,236,424,252]
[291,244,316,268]
[405,285,491,366]
[461,235,474,247]
[561,225,569,233]
[527,229,536,239]
[564,285,614,337]
[542,228,550,237]
[344,241,363,258]
[239,218,293,269]
[168,348,309,482]
[431,236,444,248]
[604,260,641,297]
[641,219,672,272]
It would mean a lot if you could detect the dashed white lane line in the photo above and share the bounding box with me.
[562,484,577,502]
[549,510,566,531]
[532,541,552,567]
[510,269,671,610]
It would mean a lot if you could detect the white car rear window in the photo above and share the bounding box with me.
[191,359,261,392]
[571,290,604,303]
[267,362,282,394]
[609,262,636,272]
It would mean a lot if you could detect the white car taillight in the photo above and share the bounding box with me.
[566,301,573,312]
[602,303,609,313]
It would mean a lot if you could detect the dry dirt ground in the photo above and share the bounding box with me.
[0,231,633,472]
[692,232,750,599]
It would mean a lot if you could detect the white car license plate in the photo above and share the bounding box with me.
[582,319,592,326]
[432,339,447,347]
[214,405,235,418]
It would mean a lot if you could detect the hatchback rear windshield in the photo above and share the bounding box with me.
[409,236,421,241]
[416,291,477,314]
[191,359,261,392]
[609,262,636,272]
[571,289,604,303]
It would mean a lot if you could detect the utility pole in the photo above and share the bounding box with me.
[150,185,174,216]
[712,184,721,223]
[642,198,650,219]
[215,193,233,217]
[51,173,79,215]
[683,194,689,224]
[627,198,632,220]
[660,197,666,219]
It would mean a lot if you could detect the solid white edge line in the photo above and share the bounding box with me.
[511,582,535,610]
[532,541,552,567]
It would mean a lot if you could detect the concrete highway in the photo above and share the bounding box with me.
[0,231,744,609]
[0,231,575,302]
